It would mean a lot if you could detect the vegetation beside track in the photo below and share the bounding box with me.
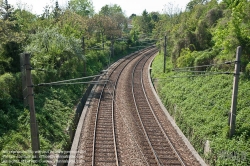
[151,53,250,165]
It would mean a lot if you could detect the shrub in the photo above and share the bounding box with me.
[194,50,217,70]
[0,73,14,107]
[245,63,250,77]
[176,48,196,68]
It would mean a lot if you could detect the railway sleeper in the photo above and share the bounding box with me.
[95,136,113,141]
[96,122,112,125]
[96,118,112,122]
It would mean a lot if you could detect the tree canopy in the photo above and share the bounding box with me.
[68,0,94,17]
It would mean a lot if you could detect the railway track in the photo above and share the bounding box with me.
[131,49,184,165]
[72,46,205,166]
[76,47,155,165]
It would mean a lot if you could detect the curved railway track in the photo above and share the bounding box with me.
[73,46,205,166]
[131,49,185,165]
[77,47,156,165]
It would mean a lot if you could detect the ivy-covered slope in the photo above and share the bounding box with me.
[151,53,250,166]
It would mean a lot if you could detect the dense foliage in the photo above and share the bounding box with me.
[149,0,250,165]
[1,0,250,165]
[152,54,250,165]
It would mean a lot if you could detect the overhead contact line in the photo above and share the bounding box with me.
[36,74,102,86]
[173,61,235,71]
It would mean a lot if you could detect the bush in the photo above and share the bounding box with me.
[176,48,196,68]
[0,73,14,108]
[194,50,217,70]
[245,63,250,77]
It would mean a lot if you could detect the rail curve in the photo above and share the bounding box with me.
[71,46,205,166]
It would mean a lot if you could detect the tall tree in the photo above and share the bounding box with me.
[57,10,88,38]
[186,0,207,10]
[98,4,127,40]
[133,10,153,35]
[129,13,136,19]
[0,1,25,73]
[99,4,123,16]
[68,0,94,17]
[53,0,61,20]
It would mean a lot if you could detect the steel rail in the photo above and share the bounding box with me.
[108,47,156,166]
[91,46,155,166]
[131,48,162,166]
[91,79,109,166]
[141,53,186,166]
[91,66,119,166]
[132,47,186,166]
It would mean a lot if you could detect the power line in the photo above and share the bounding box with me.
[173,61,235,71]
[154,72,234,81]
[87,48,104,50]
[173,70,233,74]
[32,68,57,73]
[129,43,155,49]
[37,80,108,86]
[37,74,101,86]
[33,68,98,76]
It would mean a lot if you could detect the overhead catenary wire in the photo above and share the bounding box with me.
[129,42,156,49]
[37,74,102,86]
[33,68,97,76]
[87,48,104,50]
[37,80,108,86]
[173,61,235,71]
[173,70,233,74]
[153,72,234,81]
[129,45,142,49]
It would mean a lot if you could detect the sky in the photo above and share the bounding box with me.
[8,0,191,17]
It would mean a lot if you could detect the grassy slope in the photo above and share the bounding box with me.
[151,53,250,166]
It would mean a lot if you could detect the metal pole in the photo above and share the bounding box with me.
[163,35,167,73]
[24,53,40,160]
[229,46,241,138]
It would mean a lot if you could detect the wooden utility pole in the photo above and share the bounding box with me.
[229,46,241,138]
[163,35,167,73]
[24,53,40,159]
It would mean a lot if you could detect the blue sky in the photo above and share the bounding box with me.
[8,0,191,16]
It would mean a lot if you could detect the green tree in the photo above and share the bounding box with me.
[132,10,154,36]
[150,12,160,22]
[0,8,25,73]
[25,27,84,81]
[57,10,88,38]
[129,13,136,19]
[215,0,250,69]
[12,9,37,33]
[53,0,62,20]
[186,0,207,10]
[88,14,112,42]
[68,0,94,17]
[99,4,127,36]
[99,4,123,16]
[141,10,153,34]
